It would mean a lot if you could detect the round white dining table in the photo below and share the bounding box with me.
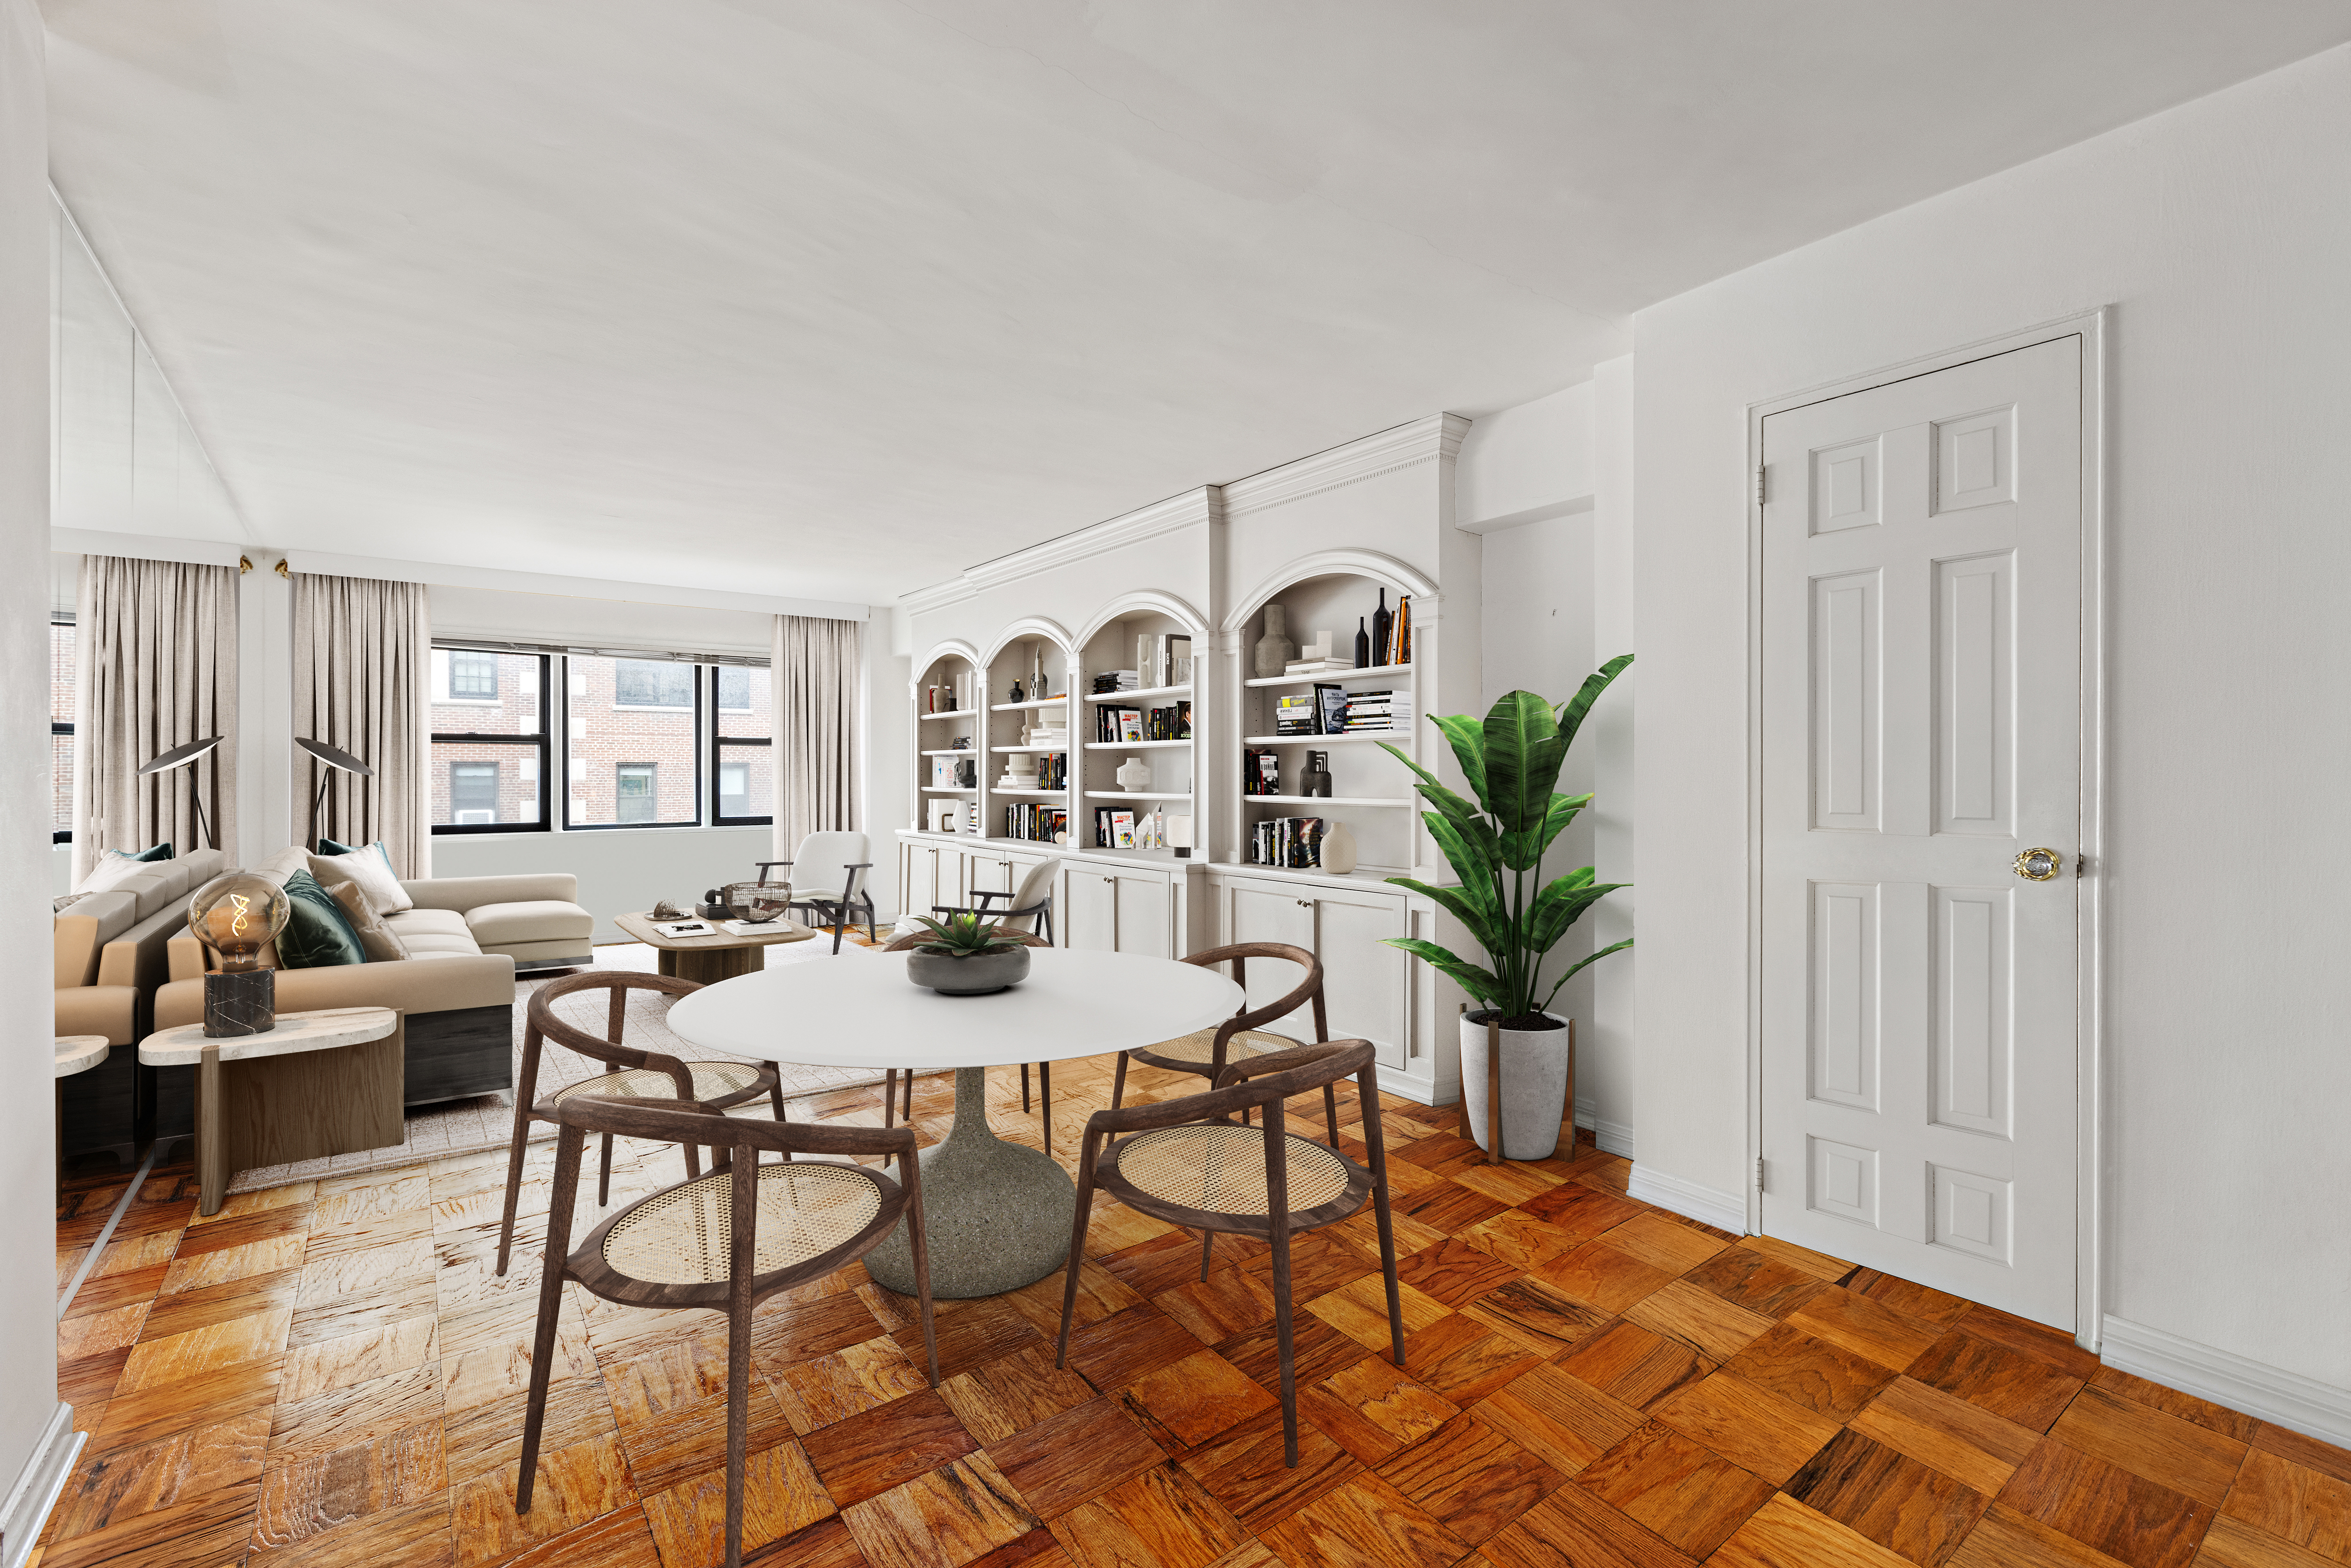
[665,947,1244,1297]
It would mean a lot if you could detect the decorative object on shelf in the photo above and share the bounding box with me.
[1009,678,1025,703]
[1395,594,1413,663]
[138,735,225,851]
[188,873,292,1037]
[295,736,373,853]
[1380,655,1635,1160]
[1323,820,1357,873]
[949,735,972,749]
[1168,812,1193,858]
[1299,749,1333,798]
[1371,588,1393,667]
[1115,755,1151,792]
[1253,604,1296,678]
[1355,616,1371,668]
[904,913,1032,994]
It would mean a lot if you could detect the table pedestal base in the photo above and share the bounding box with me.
[659,945,765,986]
[865,1066,1075,1299]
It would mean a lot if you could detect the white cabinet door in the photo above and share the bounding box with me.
[969,854,1015,900]
[1222,879,1313,1015]
[1065,868,1119,952]
[1312,886,1409,1071]
[902,842,938,922]
[1112,867,1174,960]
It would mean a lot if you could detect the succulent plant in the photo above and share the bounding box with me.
[908,912,1028,958]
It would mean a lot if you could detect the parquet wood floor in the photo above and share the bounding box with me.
[41,1056,2341,1568]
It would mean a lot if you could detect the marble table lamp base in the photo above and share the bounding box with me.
[864,1066,1076,1299]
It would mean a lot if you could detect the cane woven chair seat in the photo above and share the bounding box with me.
[1138,1027,1299,1068]
[554,1061,767,1107]
[602,1161,886,1285]
[1110,1124,1354,1216]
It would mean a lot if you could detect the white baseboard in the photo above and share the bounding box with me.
[2100,1315,2351,1450]
[1584,1103,1635,1159]
[1,1405,83,1568]
[1627,1163,1748,1234]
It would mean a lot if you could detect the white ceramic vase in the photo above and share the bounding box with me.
[1116,756,1151,792]
[1458,1011,1575,1159]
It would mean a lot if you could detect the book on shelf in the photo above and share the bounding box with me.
[1241,748,1281,795]
[1003,803,1068,843]
[1091,670,1138,694]
[1249,815,1326,869]
[1315,683,1347,735]
[1274,694,1317,736]
[1284,657,1352,676]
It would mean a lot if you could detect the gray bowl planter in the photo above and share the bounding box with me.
[907,945,1031,995]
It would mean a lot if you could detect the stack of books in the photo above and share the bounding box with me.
[997,755,1040,790]
[1275,694,1318,735]
[1342,689,1413,734]
[1249,816,1328,868]
[1285,655,1353,676]
[1091,670,1138,695]
[1023,720,1067,748]
[1005,804,1066,843]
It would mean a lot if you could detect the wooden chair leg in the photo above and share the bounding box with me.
[1199,1228,1215,1281]
[1323,1081,1341,1145]
[599,1132,614,1207]
[884,1069,897,1129]
[518,1127,585,1513]
[495,1101,535,1278]
[1269,1227,1299,1468]
[903,1071,914,1119]
[1110,1052,1128,1109]
[903,1150,939,1387]
[1039,1062,1050,1150]
[1056,1146,1100,1368]
[1373,1172,1406,1370]
[725,1254,753,1566]
[1021,1063,1031,1112]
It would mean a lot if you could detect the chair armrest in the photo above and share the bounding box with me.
[1214,1039,1357,1087]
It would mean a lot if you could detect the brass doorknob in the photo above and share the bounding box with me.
[2014,848,2064,882]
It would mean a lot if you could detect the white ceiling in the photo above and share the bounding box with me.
[40,1,2351,604]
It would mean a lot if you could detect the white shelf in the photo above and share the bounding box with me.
[1082,791,1195,802]
[1241,794,1414,808]
[1244,663,1415,690]
[920,748,979,756]
[990,696,1069,712]
[992,788,1067,797]
[990,745,1069,754]
[1242,732,1408,747]
[920,787,977,795]
[1082,739,1192,751]
[919,710,976,723]
[1083,684,1191,704]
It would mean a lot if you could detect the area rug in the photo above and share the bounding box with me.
[224,935,892,1193]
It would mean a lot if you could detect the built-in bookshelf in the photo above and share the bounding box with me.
[912,647,984,835]
[1079,611,1195,853]
[1234,571,1419,872]
[984,633,1073,848]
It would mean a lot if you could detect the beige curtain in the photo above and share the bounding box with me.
[292,573,432,876]
[772,614,862,858]
[74,556,240,880]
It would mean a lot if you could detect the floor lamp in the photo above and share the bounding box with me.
[137,736,224,851]
[297,736,373,852]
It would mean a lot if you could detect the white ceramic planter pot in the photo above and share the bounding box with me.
[1458,1011,1573,1160]
[907,946,1031,995]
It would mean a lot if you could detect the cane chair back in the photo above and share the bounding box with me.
[1114,942,1336,1142]
[496,969,784,1276]
[517,1093,935,1568]
[1057,1039,1402,1468]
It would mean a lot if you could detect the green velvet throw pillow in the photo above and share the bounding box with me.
[119,843,173,861]
[277,869,367,969]
[316,835,359,855]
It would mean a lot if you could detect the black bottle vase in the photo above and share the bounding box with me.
[1354,617,1371,668]
[1371,588,1392,666]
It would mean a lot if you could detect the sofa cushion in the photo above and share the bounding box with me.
[251,846,311,887]
[466,901,593,948]
[385,906,482,959]
[74,845,171,897]
[314,840,414,913]
[278,870,367,969]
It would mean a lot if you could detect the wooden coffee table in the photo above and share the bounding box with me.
[612,911,817,985]
[141,1007,404,1215]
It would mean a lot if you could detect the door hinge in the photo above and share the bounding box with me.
[1755,465,1767,505]
[1756,1155,1766,1193]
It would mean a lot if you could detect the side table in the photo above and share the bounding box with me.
[55,1036,109,1195]
[612,910,816,985]
[141,1007,404,1215]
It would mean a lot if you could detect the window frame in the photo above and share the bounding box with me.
[564,654,705,831]
[709,664,773,827]
[429,646,553,837]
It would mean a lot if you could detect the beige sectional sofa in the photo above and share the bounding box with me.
[55,848,229,1157]
[153,860,594,1111]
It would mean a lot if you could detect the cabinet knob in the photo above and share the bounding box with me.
[1296,898,1310,907]
[1104,876,1115,884]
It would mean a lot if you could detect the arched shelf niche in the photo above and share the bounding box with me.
[911,637,984,835]
[1071,590,1204,855]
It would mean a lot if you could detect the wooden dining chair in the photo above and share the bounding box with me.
[496,970,786,1276]
[880,929,1057,1144]
[517,1088,936,1568]
[1112,942,1340,1142]
[1056,1038,1403,1466]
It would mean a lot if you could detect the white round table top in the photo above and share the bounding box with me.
[55,1036,110,1078]
[666,948,1244,1072]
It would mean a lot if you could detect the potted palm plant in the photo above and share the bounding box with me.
[904,912,1033,995]
[1379,655,1633,1158]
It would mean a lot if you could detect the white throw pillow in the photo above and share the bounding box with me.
[73,850,167,897]
[315,841,413,914]
[250,845,311,887]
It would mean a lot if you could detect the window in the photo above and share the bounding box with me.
[614,659,694,709]
[50,616,72,843]
[711,664,772,825]
[567,654,700,827]
[430,647,550,834]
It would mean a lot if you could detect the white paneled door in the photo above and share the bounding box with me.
[1761,336,2083,1330]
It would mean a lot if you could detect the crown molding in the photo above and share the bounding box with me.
[901,488,1218,618]
[1223,413,1471,520]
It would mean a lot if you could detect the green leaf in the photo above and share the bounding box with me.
[1381,938,1503,1010]
[1557,654,1633,749]
[1419,811,1503,901]
[1385,875,1505,957]
[1507,790,1594,871]
[1429,714,1489,805]
[1541,938,1635,1009]
[1375,741,1484,835]
[1481,691,1567,836]
[1525,871,1626,954]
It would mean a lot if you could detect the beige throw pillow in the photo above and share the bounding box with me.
[327,878,410,962]
[311,842,414,914]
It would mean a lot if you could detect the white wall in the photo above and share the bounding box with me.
[1628,43,2351,1390]
[432,825,780,944]
[2,0,65,1518]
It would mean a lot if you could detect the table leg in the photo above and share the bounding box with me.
[864,1066,1076,1299]
[657,949,680,980]
[197,1045,226,1218]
